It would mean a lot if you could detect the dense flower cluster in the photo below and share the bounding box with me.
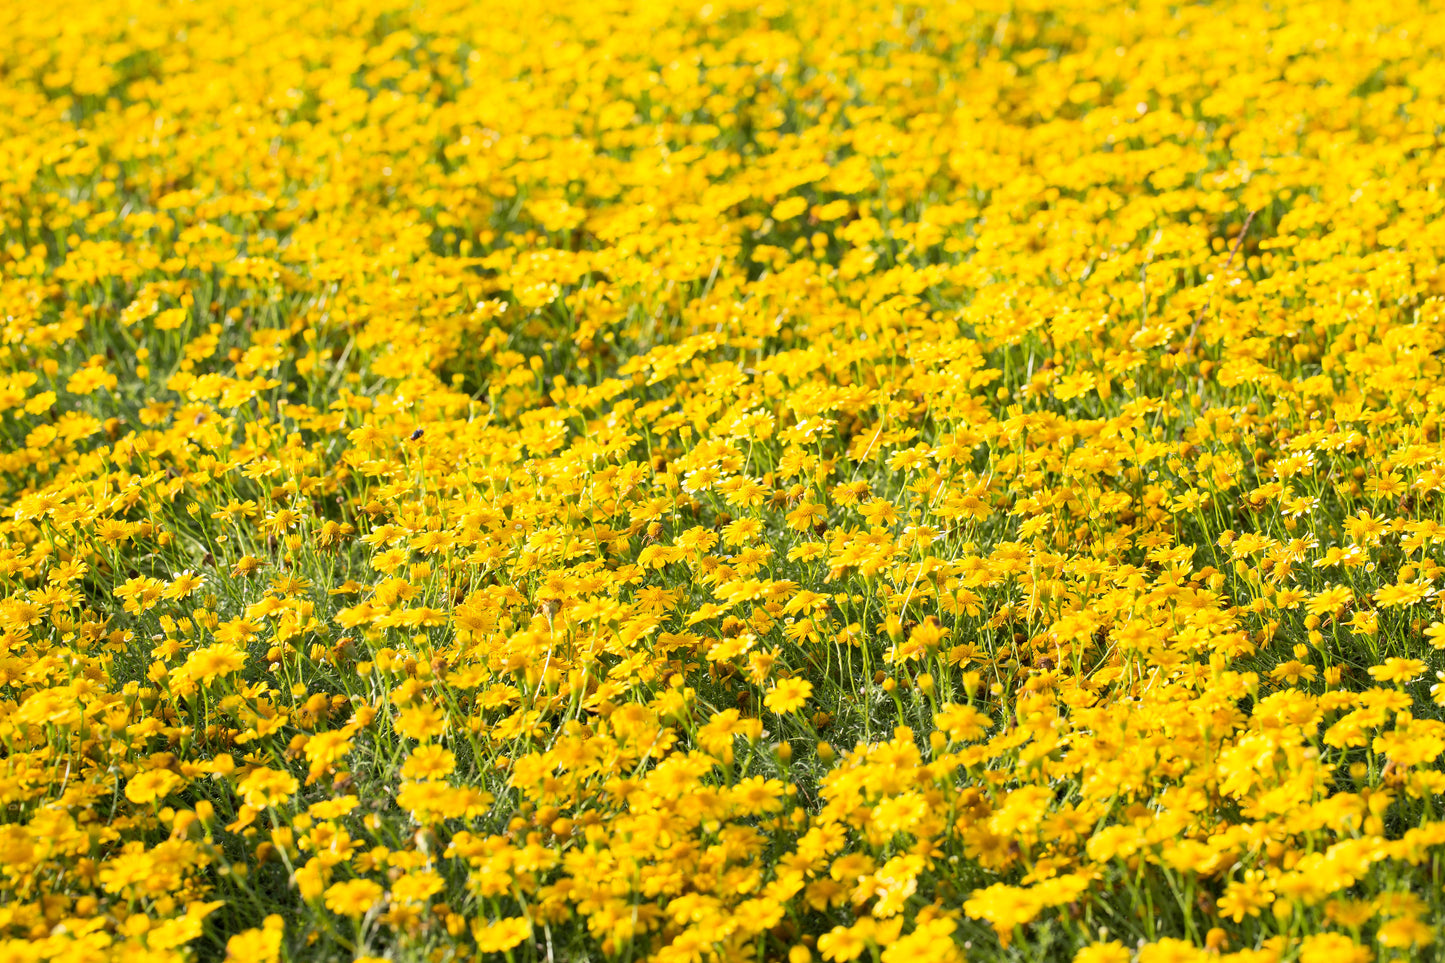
[2,0,1445,960]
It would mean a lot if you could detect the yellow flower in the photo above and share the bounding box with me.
[963,883,1043,947]
[401,744,457,780]
[225,916,284,963]
[395,703,447,740]
[1216,870,1276,923]
[164,570,205,599]
[771,197,808,221]
[1375,580,1434,608]
[1368,658,1426,684]
[323,878,384,918]
[125,769,183,805]
[181,643,246,683]
[237,767,299,810]
[764,677,813,714]
[1073,944,1131,963]
[65,364,117,395]
[115,576,165,613]
[473,917,531,953]
[817,922,870,962]
[1377,914,1434,949]
[303,730,354,783]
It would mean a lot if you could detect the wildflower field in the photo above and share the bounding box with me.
[5,0,1445,960]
